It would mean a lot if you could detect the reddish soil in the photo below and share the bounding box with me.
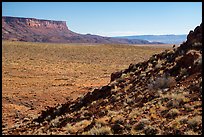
[2,41,170,128]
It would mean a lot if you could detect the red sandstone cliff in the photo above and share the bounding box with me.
[2,16,159,44]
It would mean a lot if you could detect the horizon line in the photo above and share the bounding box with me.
[2,15,189,37]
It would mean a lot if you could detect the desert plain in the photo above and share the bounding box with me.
[2,40,172,128]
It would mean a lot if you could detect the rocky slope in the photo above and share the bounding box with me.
[2,23,202,135]
[2,16,161,44]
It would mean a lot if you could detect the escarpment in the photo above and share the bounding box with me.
[2,16,162,44]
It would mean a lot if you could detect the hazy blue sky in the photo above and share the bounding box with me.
[2,2,202,36]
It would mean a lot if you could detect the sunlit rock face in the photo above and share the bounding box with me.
[2,16,162,44]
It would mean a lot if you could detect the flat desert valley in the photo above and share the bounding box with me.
[2,40,172,128]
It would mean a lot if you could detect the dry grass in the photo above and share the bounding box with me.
[2,40,171,128]
[82,126,113,135]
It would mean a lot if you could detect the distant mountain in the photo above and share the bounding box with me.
[2,16,162,44]
[116,34,187,44]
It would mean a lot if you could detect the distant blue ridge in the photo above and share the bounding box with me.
[114,34,187,44]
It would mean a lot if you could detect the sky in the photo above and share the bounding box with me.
[2,2,202,37]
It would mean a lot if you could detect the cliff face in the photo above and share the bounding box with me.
[2,16,160,44]
[2,16,77,42]
[2,16,68,30]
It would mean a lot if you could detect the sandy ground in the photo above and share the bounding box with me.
[2,41,172,128]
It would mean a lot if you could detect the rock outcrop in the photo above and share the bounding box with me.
[2,23,202,135]
[2,16,161,44]
[2,16,68,30]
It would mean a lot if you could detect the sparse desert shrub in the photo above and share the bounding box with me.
[124,84,132,92]
[65,123,76,134]
[98,109,108,117]
[155,60,163,69]
[147,89,161,98]
[176,116,188,124]
[140,71,146,77]
[44,115,52,121]
[121,73,129,79]
[111,115,124,124]
[187,116,202,129]
[184,104,194,112]
[111,123,124,134]
[114,92,123,100]
[132,119,150,131]
[83,111,92,118]
[180,68,188,76]
[66,120,91,134]
[91,100,97,105]
[144,125,158,135]
[135,94,143,102]
[124,105,131,111]
[130,129,143,135]
[129,109,142,119]
[123,100,128,106]
[155,63,162,69]
[148,74,176,90]
[76,120,91,128]
[184,130,199,135]
[50,117,60,127]
[195,56,202,65]
[82,126,112,135]
[158,104,168,113]
[126,97,134,104]
[107,110,119,117]
[166,100,180,108]
[95,123,102,128]
[95,116,110,126]
[129,72,135,77]
[110,94,117,102]
[165,93,189,108]
[172,93,189,104]
[116,77,126,83]
[166,108,180,118]
[103,98,109,103]
[80,106,87,111]
[192,42,202,49]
